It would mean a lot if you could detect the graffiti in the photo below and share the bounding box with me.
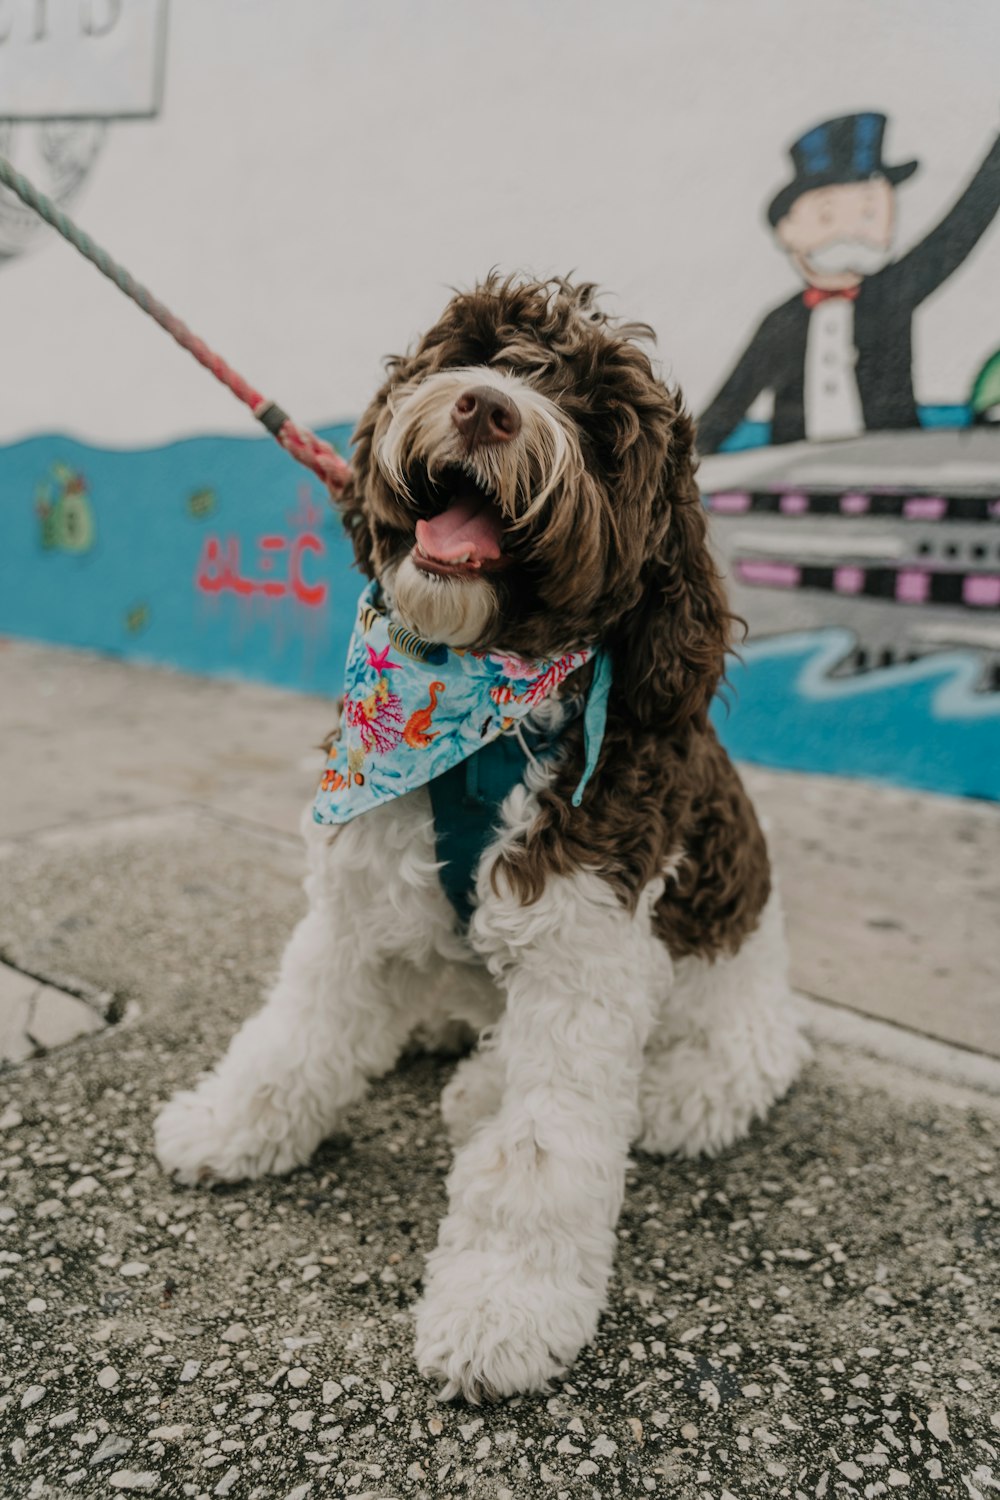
[195,532,329,608]
[286,488,326,533]
[186,487,217,519]
[35,463,96,553]
[124,602,150,635]
[698,113,1000,454]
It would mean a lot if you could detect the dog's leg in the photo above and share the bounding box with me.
[415,868,669,1400]
[155,794,458,1186]
[638,889,810,1159]
[439,1036,505,1147]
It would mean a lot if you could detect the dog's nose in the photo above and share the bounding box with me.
[451,386,522,448]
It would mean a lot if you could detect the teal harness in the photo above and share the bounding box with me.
[430,650,613,926]
[429,722,558,927]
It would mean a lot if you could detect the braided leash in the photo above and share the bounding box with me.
[0,153,351,494]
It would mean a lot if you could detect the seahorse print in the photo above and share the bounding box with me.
[403,681,446,749]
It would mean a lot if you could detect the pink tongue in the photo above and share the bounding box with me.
[415,497,503,563]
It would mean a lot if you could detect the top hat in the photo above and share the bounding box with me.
[767,112,918,226]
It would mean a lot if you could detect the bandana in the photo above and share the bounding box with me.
[312,581,611,827]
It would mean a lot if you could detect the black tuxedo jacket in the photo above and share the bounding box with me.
[697,131,1000,453]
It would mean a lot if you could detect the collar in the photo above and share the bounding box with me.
[313,581,611,826]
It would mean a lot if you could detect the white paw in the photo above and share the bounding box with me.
[440,1050,504,1147]
[153,1078,323,1186]
[637,1021,811,1158]
[414,1248,600,1402]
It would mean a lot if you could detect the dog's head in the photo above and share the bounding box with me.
[341,274,731,731]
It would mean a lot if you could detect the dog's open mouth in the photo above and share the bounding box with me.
[411,466,510,580]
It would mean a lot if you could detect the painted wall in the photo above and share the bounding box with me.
[1,0,999,799]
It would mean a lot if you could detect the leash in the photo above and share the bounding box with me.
[0,154,351,494]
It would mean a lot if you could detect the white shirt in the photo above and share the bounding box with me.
[803,297,864,442]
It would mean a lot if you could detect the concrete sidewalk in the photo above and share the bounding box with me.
[1,640,999,1500]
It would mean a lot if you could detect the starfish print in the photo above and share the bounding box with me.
[366,643,400,673]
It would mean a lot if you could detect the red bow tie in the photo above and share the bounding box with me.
[803,285,861,309]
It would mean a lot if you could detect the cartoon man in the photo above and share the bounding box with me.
[697,113,1000,453]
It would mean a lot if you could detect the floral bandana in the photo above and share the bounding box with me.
[312,581,611,826]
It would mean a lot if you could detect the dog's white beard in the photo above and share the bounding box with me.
[389,555,500,648]
[804,237,892,275]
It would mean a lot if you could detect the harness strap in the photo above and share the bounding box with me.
[572,648,613,807]
[430,730,550,927]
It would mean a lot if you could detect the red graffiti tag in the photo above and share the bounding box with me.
[195,532,328,608]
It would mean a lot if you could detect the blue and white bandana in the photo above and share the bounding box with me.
[312,581,611,826]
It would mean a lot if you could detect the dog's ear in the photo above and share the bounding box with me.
[610,406,731,733]
[330,401,379,579]
[334,469,376,578]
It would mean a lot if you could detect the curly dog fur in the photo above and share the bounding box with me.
[155,274,808,1402]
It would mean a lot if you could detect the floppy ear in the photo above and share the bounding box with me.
[334,468,376,578]
[611,407,732,733]
[329,397,380,579]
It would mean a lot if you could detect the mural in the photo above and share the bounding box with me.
[695,111,1000,799]
[0,419,996,802]
[1,16,998,806]
[698,113,1000,453]
[35,462,96,553]
[0,426,359,689]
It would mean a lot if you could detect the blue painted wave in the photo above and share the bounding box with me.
[714,628,1000,800]
[718,404,972,452]
[0,424,360,692]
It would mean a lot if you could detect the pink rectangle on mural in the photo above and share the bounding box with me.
[706,491,751,513]
[964,575,1000,607]
[903,495,946,519]
[779,492,809,513]
[840,492,870,514]
[736,560,801,588]
[833,566,865,594]
[896,569,930,603]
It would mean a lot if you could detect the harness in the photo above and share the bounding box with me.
[429,716,570,926]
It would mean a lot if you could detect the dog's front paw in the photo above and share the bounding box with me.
[154,1078,321,1186]
[414,1248,599,1402]
[154,1087,255,1186]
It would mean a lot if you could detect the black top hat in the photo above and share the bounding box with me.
[767,112,918,226]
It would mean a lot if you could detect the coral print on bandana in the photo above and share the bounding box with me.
[313,582,596,825]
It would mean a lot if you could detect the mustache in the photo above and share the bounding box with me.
[802,237,892,275]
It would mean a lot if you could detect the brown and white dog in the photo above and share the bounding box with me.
[155,275,808,1401]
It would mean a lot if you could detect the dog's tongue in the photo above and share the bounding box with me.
[415,496,503,564]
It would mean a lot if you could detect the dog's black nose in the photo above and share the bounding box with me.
[451,386,522,448]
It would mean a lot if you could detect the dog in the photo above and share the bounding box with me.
[154,274,808,1401]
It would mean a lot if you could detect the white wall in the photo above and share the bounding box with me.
[2,0,999,445]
